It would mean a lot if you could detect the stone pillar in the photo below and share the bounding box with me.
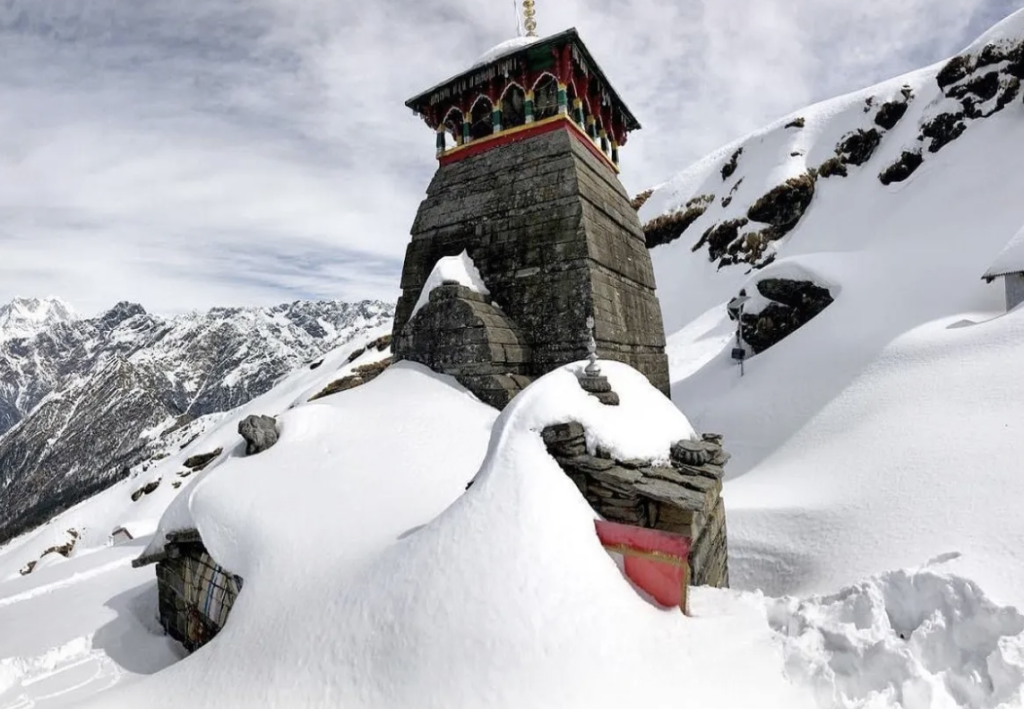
[573,98,585,127]
[435,126,446,157]
[492,100,503,134]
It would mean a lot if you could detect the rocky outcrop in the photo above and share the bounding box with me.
[542,423,729,588]
[183,448,222,472]
[737,279,835,354]
[879,150,925,185]
[238,415,279,456]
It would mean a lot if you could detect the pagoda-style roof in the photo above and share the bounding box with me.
[406,28,640,132]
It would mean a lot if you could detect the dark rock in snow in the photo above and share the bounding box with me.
[183,449,222,471]
[879,151,924,185]
[875,100,909,130]
[238,415,279,456]
[740,279,835,354]
[837,129,882,166]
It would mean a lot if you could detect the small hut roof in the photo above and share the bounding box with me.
[984,223,1024,280]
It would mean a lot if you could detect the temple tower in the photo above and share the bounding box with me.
[394,26,670,408]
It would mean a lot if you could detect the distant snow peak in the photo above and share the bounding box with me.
[0,295,77,342]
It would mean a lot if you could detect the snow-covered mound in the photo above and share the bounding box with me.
[86,361,811,709]
[645,9,1024,603]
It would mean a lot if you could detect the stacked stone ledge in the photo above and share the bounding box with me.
[541,423,730,588]
[397,283,534,408]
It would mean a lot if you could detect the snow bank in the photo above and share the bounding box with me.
[409,250,490,320]
[767,561,1024,708]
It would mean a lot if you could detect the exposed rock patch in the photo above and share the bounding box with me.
[747,173,816,233]
[183,449,222,471]
[310,358,393,401]
[644,202,709,248]
[937,55,973,88]
[920,112,967,153]
[737,279,835,354]
[837,129,882,166]
[784,117,805,129]
[874,100,909,130]
[817,156,848,179]
[721,148,742,181]
[879,150,924,185]
[630,189,653,211]
[131,478,162,502]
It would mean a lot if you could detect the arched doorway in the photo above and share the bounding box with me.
[533,75,559,121]
[502,84,527,130]
[469,96,494,141]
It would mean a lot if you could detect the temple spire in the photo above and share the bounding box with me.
[522,0,537,37]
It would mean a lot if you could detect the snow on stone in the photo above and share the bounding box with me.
[409,250,490,319]
[984,223,1024,279]
[473,35,539,68]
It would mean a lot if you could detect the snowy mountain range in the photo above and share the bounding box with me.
[3,8,1024,709]
[0,297,393,543]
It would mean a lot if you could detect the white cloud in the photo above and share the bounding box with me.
[0,0,1019,315]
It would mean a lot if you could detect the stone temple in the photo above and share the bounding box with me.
[394,28,670,409]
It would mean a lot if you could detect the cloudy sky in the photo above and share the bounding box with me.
[1,0,1021,315]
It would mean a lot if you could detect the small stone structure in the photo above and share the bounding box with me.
[983,225,1024,312]
[395,28,669,408]
[133,529,241,652]
[542,423,729,588]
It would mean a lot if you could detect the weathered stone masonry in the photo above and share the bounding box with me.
[542,422,730,588]
[394,126,670,407]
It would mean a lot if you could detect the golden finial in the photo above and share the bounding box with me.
[523,0,537,37]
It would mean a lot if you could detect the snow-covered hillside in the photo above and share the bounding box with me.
[3,9,1024,709]
[641,8,1024,607]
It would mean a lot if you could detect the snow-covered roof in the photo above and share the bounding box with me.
[472,36,539,68]
[983,223,1024,280]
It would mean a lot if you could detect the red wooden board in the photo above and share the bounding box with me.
[595,520,691,612]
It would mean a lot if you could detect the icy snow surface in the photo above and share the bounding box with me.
[984,223,1024,279]
[409,250,490,319]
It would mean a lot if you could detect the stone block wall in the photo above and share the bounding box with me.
[400,283,534,408]
[153,530,241,652]
[394,125,670,400]
[542,423,729,588]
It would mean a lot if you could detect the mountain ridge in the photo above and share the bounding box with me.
[0,296,394,543]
